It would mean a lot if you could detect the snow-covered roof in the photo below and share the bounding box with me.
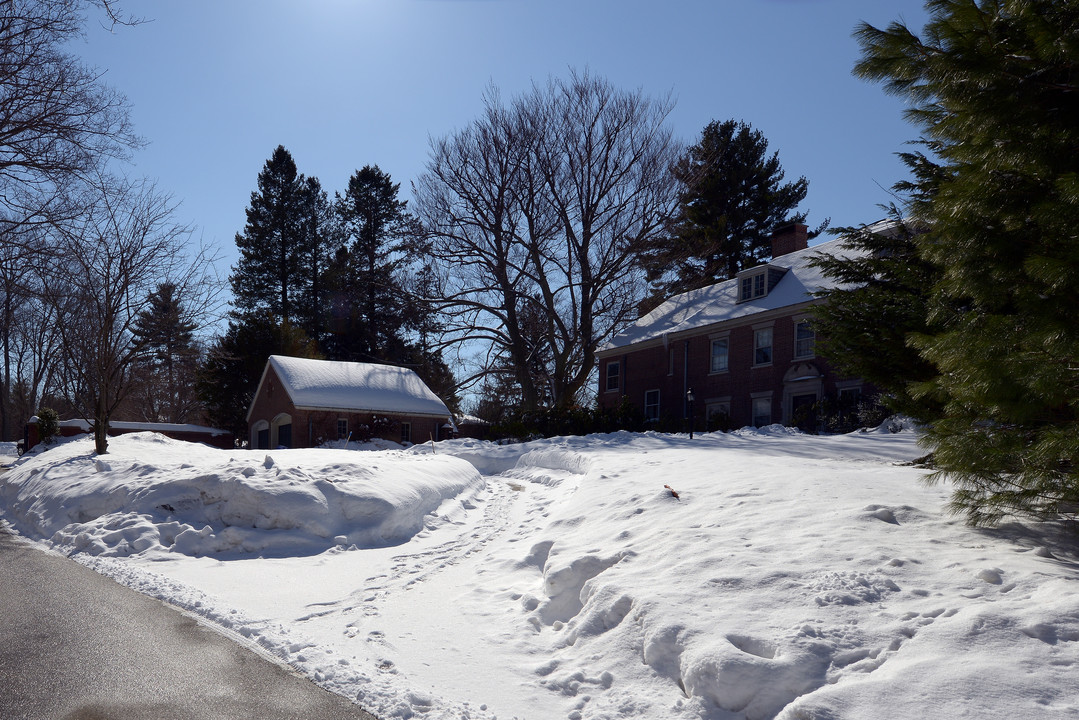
[261,356,451,418]
[49,419,230,435]
[601,235,865,353]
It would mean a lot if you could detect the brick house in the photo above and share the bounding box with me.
[596,224,871,430]
[246,355,454,449]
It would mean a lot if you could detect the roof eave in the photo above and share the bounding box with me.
[290,404,450,419]
[597,297,821,356]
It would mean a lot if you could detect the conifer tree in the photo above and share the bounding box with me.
[325,165,415,362]
[809,212,942,423]
[230,146,334,343]
[638,119,822,299]
[295,175,336,345]
[129,282,200,423]
[856,0,1079,524]
[231,146,305,323]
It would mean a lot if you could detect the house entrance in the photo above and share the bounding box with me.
[270,412,292,448]
[782,362,824,429]
[791,393,818,430]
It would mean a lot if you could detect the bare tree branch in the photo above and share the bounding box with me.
[415,71,680,410]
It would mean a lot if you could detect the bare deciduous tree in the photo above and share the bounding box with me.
[415,70,680,410]
[0,0,140,230]
[43,175,217,454]
[0,0,142,440]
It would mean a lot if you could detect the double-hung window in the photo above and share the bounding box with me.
[739,271,767,301]
[794,321,815,359]
[710,338,729,373]
[752,397,772,427]
[605,361,620,392]
[337,418,348,440]
[754,327,773,365]
[644,389,660,421]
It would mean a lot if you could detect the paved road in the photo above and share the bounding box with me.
[0,526,380,720]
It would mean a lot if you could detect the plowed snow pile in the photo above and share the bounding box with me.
[2,427,1077,720]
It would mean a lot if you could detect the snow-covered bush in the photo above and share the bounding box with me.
[36,408,60,446]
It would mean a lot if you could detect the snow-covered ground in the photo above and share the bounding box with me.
[1,427,1077,720]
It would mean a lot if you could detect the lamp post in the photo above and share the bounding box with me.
[686,387,695,439]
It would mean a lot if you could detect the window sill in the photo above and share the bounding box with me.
[752,362,773,369]
[707,369,729,376]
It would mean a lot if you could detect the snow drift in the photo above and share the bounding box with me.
[0,432,482,557]
[2,428,1077,720]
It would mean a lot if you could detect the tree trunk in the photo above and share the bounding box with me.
[94,396,109,455]
[1,286,10,442]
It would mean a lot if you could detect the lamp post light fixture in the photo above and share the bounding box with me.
[686,387,696,439]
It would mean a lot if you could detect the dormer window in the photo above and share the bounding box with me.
[740,272,765,301]
[736,264,788,303]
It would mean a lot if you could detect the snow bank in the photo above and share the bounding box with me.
[2,427,1077,720]
[0,432,483,557]
[0,440,17,466]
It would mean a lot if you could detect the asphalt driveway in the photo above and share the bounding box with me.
[0,525,379,720]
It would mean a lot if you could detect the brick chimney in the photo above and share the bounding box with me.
[769,223,808,259]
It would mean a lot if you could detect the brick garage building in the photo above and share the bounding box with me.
[247,355,454,449]
[597,224,872,430]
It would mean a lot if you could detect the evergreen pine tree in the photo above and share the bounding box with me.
[639,119,823,299]
[295,175,337,345]
[325,165,415,362]
[856,0,1079,524]
[809,210,942,423]
[129,282,200,423]
[231,146,333,331]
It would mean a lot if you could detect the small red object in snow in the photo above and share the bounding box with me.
[664,484,680,500]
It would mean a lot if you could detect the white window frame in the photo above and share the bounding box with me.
[754,327,773,366]
[739,270,767,302]
[794,320,815,359]
[644,389,660,421]
[337,418,348,440]
[709,337,729,373]
[605,360,620,392]
[400,421,412,444]
[740,276,753,301]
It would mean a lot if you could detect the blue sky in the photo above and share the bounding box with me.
[74,0,929,274]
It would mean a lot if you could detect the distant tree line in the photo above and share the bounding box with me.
[1,2,823,454]
[0,0,217,454]
[202,74,821,438]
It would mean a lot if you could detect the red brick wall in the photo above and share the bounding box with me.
[298,410,447,447]
[247,365,294,438]
[769,223,809,258]
[599,309,864,429]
